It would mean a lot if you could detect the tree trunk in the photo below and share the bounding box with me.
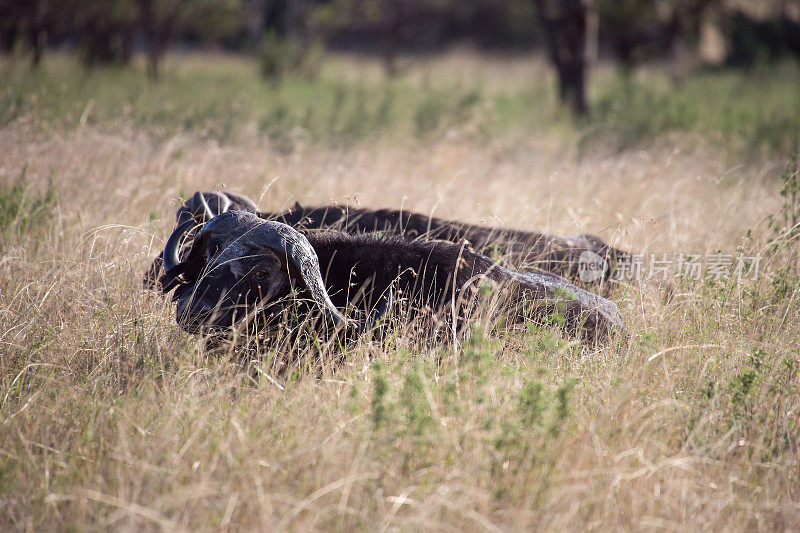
[381,28,398,76]
[533,0,595,116]
[120,28,134,65]
[264,0,289,38]
[84,22,115,65]
[147,38,164,79]
[380,0,400,76]
[558,60,587,115]
[0,25,18,53]
[29,27,46,67]
[139,0,167,80]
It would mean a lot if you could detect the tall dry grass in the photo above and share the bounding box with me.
[0,53,798,530]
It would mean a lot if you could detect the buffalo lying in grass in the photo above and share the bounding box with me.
[159,211,624,342]
[145,191,627,288]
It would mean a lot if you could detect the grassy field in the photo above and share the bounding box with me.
[3,50,800,155]
[1,51,799,530]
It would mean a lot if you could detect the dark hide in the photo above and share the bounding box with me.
[145,191,627,288]
[160,211,623,341]
[265,202,627,280]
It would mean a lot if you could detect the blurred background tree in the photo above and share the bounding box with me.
[72,0,138,66]
[597,0,719,73]
[317,0,453,75]
[532,0,597,116]
[0,0,70,66]
[1,0,799,110]
[258,0,325,80]
[137,0,242,78]
[722,5,800,66]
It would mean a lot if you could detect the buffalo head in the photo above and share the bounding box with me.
[159,211,362,334]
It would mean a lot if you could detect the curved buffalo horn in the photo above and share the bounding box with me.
[250,221,357,330]
[192,191,215,221]
[163,220,197,272]
[167,193,233,271]
[203,191,232,217]
[217,193,232,214]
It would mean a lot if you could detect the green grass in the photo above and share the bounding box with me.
[0,53,487,146]
[1,52,798,155]
[589,62,800,156]
[0,166,56,240]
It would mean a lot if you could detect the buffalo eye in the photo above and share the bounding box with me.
[255,270,268,280]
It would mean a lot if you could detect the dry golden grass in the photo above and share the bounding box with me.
[1,54,799,530]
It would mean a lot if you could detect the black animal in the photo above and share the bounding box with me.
[145,191,627,287]
[159,211,624,340]
[267,202,626,281]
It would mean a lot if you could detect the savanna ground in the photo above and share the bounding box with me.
[1,50,799,530]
